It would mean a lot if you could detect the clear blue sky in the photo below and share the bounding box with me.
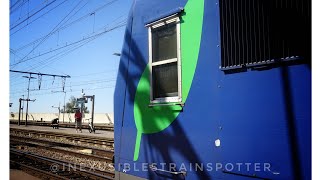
[9,0,132,113]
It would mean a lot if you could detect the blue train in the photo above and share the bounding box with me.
[114,0,311,179]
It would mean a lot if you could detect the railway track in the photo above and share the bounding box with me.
[10,128,115,179]
[10,128,114,149]
[10,138,113,163]
[10,140,113,163]
[10,148,115,179]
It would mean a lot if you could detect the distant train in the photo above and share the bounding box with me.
[114,0,311,179]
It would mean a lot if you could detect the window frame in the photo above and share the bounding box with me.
[147,15,182,104]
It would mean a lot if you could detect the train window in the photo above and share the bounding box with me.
[147,16,182,103]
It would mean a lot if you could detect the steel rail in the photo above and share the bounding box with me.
[10,148,115,179]
[10,128,114,145]
[11,139,113,163]
[10,134,114,152]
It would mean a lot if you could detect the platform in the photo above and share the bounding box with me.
[10,169,40,180]
[10,124,114,139]
[10,120,114,131]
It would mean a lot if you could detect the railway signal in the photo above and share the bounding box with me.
[76,90,96,132]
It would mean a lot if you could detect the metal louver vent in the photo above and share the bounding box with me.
[219,0,311,70]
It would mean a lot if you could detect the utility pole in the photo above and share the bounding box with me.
[52,91,67,123]
[18,98,36,126]
[77,90,95,124]
[18,99,21,126]
[10,70,71,126]
[90,95,95,124]
[83,95,95,124]
[63,92,66,123]
[52,104,61,121]
[22,74,36,126]
[21,95,24,122]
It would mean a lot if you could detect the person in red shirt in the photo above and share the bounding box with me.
[74,109,82,133]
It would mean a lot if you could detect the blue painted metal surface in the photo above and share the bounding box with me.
[145,7,184,25]
[114,0,311,179]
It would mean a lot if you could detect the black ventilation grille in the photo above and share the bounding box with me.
[219,0,311,70]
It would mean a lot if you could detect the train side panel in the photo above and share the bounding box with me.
[114,0,311,179]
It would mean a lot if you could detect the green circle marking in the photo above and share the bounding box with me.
[133,0,204,161]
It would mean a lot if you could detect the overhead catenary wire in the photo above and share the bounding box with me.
[10,19,126,66]
[10,26,122,86]
[10,0,86,69]
[12,0,119,50]
[12,0,60,24]
[10,6,125,75]
[10,0,23,12]
[10,85,115,99]
[10,78,116,92]
[11,0,49,17]
[9,0,87,81]
[10,0,89,80]
[10,48,39,70]
[10,76,116,91]
[10,0,28,15]
[10,0,58,30]
[11,20,126,74]
[10,1,124,82]
[10,0,70,36]
[10,70,71,96]
[12,0,46,21]
[10,69,117,87]
[10,70,71,78]
[11,77,116,91]
[10,79,116,95]
[10,0,126,108]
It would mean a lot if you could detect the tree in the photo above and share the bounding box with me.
[64,96,89,113]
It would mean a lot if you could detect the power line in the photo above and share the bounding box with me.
[72,70,117,78]
[10,76,116,92]
[10,83,116,97]
[10,70,72,97]
[9,0,124,84]
[10,78,116,94]
[10,0,89,80]
[10,85,116,98]
[10,69,117,86]
[12,0,58,24]
[10,2,124,81]
[11,21,126,65]
[12,0,120,50]
[10,0,28,14]
[10,0,86,69]
[12,0,50,24]
[10,0,58,30]
[11,21,126,72]
[10,0,69,36]
[11,78,115,90]
[10,0,23,12]
[10,70,71,78]
[10,0,21,9]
